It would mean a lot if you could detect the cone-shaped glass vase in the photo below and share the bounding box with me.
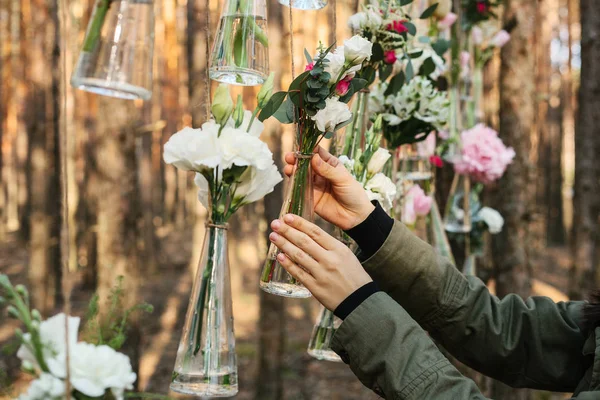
[443,173,475,234]
[171,223,238,397]
[209,0,269,86]
[279,0,327,10]
[260,153,313,298]
[71,0,154,100]
[307,306,342,362]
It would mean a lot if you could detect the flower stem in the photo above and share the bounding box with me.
[246,108,260,132]
[82,0,113,52]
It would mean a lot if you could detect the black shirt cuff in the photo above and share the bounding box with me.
[334,281,380,320]
[344,201,394,260]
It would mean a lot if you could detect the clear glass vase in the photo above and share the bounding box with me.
[209,0,269,86]
[71,0,154,100]
[307,306,342,362]
[260,153,313,298]
[278,0,327,10]
[397,143,434,183]
[171,223,238,397]
[444,173,475,234]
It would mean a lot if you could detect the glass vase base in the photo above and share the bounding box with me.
[170,375,238,398]
[307,348,342,362]
[444,222,472,234]
[70,77,152,100]
[259,281,312,298]
[209,67,267,86]
[278,0,327,9]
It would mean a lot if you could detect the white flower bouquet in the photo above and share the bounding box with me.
[0,275,155,400]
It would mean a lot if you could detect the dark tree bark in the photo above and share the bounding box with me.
[570,0,600,297]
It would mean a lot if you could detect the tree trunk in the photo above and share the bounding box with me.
[25,0,62,314]
[492,0,537,396]
[571,0,600,296]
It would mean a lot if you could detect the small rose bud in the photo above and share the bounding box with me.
[305,62,314,71]
[384,50,397,65]
[429,155,444,168]
[335,79,351,96]
[211,84,234,127]
[437,12,457,30]
[490,30,511,48]
[476,1,488,13]
[257,72,275,108]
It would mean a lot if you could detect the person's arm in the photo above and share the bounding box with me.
[347,207,590,392]
[331,292,488,399]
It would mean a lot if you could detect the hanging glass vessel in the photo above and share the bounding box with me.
[260,153,313,298]
[307,306,342,362]
[279,0,327,11]
[171,223,238,397]
[71,0,155,100]
[209,0,269,86]
[443,173,476,234]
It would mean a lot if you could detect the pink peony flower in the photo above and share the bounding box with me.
[335,79,351,96]
[430,155,444,168]
[305,62,314,71]
[490,30,511,48]
[417,133,436,157]
[438,129,450,140]
[384,50,397,64]
[387,20,408,34]
[476,1,488,13]
[402,184,433,225]
[453,124,516,184]
[438,12,458,30]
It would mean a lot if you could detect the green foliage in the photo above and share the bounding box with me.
[81,276,153,350]
[382,117,436,148]
[385,71,406,96]
[258,91,287,122]
[419,3,438,19]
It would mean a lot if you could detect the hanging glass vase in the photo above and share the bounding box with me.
[443,173,476,234]
[278,0,327,11]
[71,0,155,100]
[209,0,269,86]
[307,306,342,362]
[171,223,238,397]
[397,143,434,183]
[260,153,313,298]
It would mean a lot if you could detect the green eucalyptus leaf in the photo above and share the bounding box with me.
[334,117,353,131]
[379,63,393,82]
[403,22,417,36]
[408,50,424,59]
[304,48,313,64]
[289,71,310,91]
[400,0,413,5]
[405,59,415,82]
[273,96,295,124]
[385,71,405,96]
[432,39,451,57]
[371,43,384,62]
[258,91,287,122]
[419,57,436,76]
[418,36,431,44]
[420,3,438,19]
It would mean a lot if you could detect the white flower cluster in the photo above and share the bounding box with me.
[163,111,282,209]
[348,8,384,32]
[17,314,136,400]
[321,35,373,85]
[370,76,449,130]
[477,206,504,234]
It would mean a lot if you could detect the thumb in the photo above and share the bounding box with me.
[312,154,348,184]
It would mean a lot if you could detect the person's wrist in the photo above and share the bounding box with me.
[348,202,375,230]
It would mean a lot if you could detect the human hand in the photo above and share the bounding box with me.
[284,146,374,230]
[268,214,372,311]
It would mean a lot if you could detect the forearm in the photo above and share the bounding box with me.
[332,292,488,400]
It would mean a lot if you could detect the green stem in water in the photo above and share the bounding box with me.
[82,0,113,52]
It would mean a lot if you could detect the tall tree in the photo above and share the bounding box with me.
[25,0,62,314]
[571,0,600,296]
[491,0,537,397]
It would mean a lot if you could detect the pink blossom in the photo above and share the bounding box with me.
[335,79,351,96]
[471,27,484,45]
[387,20,408,34]
[460,51,471,69]
[438,129,450,140]
[417,133,436,157]
[384,50,397,64]
[430,155,444,168]
[490,30,511,48]
[453,124,516,184]
[476,1,488,13]
[402,185,433,225]
[438,12,457,30]
[305,62,314,71]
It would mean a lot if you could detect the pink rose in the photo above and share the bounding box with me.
[453,124,516,184]
[305,62,314,71]
[438,12,457,30]
[476,1,488,13]
[387,20,408,34]
[335,79,351,96]
[384,50,397,64]
[430,155,443,168]
[402,184,433,225]
[490,30,511,48]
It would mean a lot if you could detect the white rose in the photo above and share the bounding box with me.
[338,155,356,173]
[227,109,264,137]
[17,313,79,376]
[367,148,391,177]
[365,173,396,212]
[194,173,211,209]
[323,48,346,84]
[478,207,504,234]
[234,164,283,205]
[163,124,222,172]
[69,342,137,400]
[218,127,273,170]
[343,35,373,65]
[365,8,383,29]
[311,97,352,133]
[348,12,367,31]
[17,373,65,400]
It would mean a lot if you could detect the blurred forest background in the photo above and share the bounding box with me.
[0,0,598,399]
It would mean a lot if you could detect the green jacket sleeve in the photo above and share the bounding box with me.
[331,292,489,400]
[360,221,590,392]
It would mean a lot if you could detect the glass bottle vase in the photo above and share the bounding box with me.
[260,153,313,298]
[171,224,238,397]
[209,0,269,86]
[71,0,154,100]
[307,306,342,362]
[444,173,475,234]
[278,0,327,11]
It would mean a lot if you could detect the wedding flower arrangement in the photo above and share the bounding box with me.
[453,123,515,184]
[1,275,154,400]
[369,76,450,147]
